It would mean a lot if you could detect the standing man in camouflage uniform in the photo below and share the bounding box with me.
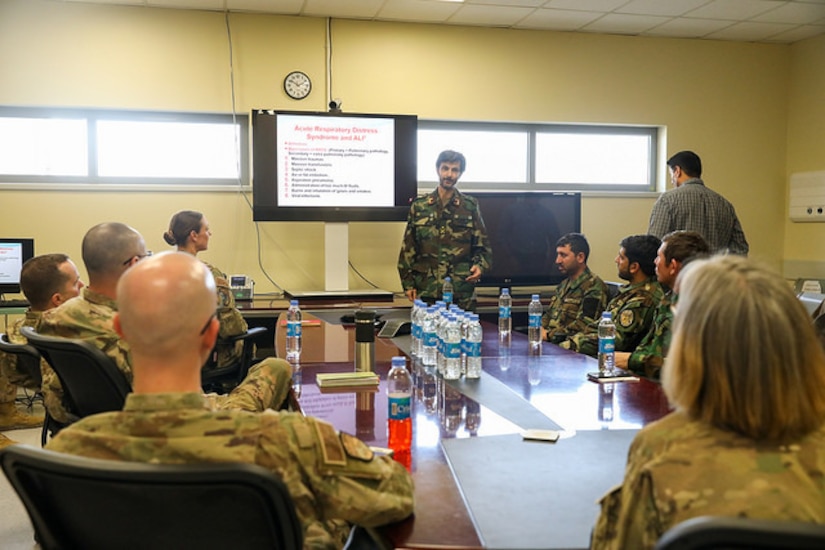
[568,235,663,357]
[541,233,609,349]
[398,150,492,311]
[0,253,84,447]
[38,223,292,424]
[47,252,414,549]
[615,230,709,379]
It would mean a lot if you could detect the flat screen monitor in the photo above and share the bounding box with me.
[251,110,418,222]
[0,238,35,295]
[473,192,581,288]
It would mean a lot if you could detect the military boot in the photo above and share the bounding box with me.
[0,433,19,449]
[0,401,44,430]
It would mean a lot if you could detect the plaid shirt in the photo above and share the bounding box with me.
[648,178,748,255]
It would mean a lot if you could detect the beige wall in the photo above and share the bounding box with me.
[0,0,799,295]
[785,34,825,279]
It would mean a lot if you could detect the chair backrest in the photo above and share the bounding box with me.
[0,445,304,550]
[654,515,825,550]
[0,332,43,387]
[20,326,131,418]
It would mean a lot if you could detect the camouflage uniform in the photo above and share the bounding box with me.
[626,290,675,380]
[591,412,825,550]
[204,262,248,371]
[38,288,130,423]
[398,189,492,311]
[0,310,43,406]
[47,392,414,549]
[569,278,663,357]
[38,288,291,423]
[541,267,608,348]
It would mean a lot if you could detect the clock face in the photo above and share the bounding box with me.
[284,71,311,100]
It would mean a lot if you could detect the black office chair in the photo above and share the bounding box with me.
[0,332,62,447]
[0,445,303,550]
[202,326,267,393]
[0,331,43,404]
[654,516,825,550]
[20,326,131,435]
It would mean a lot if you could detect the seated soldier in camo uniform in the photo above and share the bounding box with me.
[541,233,609,349]
[614,230,709,380]
[39,223,292,424]
[163,210,249,372]
[568,235,663,358]
[47,251,414,549]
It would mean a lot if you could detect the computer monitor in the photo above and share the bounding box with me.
[0,238,35,296]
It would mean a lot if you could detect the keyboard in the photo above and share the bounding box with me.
[0,299,29,308]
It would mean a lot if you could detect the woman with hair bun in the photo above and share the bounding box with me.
[164,210,249,373]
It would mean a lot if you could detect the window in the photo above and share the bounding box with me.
[418,120,658,192]
[0,107,247,187]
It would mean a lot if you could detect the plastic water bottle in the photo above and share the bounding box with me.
[459,311,470,375]
[598,311,616,376]
[442,276,453,306]
[286,299,302,364]
[498,288,512,339]
[465,313,483,379]
[443,314,463,380]
[421,306,438,366]
[410,299,424,356]
[527,294,542,347]
[387,356,413,468]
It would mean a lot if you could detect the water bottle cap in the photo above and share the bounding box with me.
[445,276,451,282]
[502,288,510,295]
[532,294,540,300]
[391,356,406,367]
[602,311,612,319]
[470,313,479,320]
[290,300,299,306]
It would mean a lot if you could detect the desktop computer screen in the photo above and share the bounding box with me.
[0,238,35,296]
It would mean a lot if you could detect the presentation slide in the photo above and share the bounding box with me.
[276,114,395,208]
[0,243,23,283]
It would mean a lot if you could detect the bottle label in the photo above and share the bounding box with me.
[466,341,481,357]
[443,291,453,304]
[444,341,461,359]
[499,306,511,319]
[528,313,541,328]
[412,323,422,339]
[599,337,615,354]
[388,395,411,420]
[287,321,302,338]
[423,331,437,347]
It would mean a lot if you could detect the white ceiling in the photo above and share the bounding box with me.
[61,0,825,43]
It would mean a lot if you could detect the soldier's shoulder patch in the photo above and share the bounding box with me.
[312,419,346,467]
[619,309,635,328]
[340,433,374,462]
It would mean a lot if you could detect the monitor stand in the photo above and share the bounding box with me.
[284,222,394,302]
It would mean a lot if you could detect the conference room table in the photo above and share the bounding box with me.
[275,308,672,549]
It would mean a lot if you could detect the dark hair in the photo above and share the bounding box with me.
[164,210,204,246]
[662,230,710,265]
[620,234,660,277]
[556,232,590,261]
[435,150,466,173]
[20,253,71,310]
[667,150,702,178]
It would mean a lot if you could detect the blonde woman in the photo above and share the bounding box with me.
[163,210,248,372]
[592,255,825,549]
